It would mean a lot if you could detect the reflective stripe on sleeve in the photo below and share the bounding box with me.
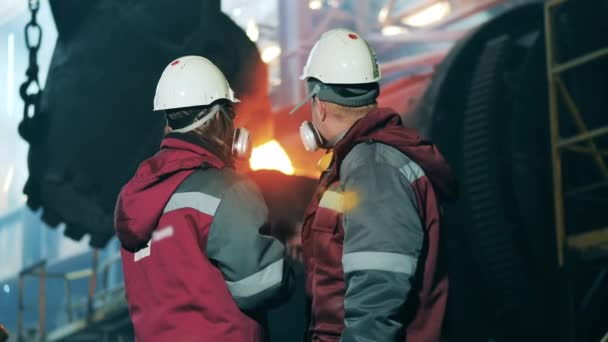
[342,251,417,275]
[226,259,284,298]
[399,161,424,183]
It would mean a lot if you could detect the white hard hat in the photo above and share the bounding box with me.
[300,28,381,84]
[154,56,239,111]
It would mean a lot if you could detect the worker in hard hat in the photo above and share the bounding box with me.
[114,56,293,342]
[291,29,457,342]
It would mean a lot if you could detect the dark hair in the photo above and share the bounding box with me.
[165,100,235,159]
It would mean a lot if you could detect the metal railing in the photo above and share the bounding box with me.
[544,0,608,267]
[16,250,124,341]
[544,1,608,341]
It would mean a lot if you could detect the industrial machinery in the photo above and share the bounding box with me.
[10,0,607,341]
[17,0,272,248]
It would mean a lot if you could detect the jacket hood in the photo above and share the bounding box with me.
[334,108,458,201]
[114,137,224,251]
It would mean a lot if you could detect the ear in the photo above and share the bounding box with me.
[317,99,328,122]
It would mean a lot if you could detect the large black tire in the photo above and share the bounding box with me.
[419,3,560,340]
[22,0,270,247]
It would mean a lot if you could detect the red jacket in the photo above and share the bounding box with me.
[302,109,456,341]
[115,137,291,342]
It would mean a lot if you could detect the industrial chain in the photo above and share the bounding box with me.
[18,0,43,142]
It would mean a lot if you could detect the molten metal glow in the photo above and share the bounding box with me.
[249,140,295,175]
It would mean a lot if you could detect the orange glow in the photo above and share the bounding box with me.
[249,140,295,175]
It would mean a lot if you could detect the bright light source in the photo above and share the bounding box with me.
[381,25,408,36]
[261,45,281,63]
[3,165,14,193]
[232,7,242,17]
[249,140,295,175]
[378,6,388,23]
[3,284,9,294]
[246,19,259,42]
[309,0,322,10]
[402,1,451,27]
[7,33,14,116]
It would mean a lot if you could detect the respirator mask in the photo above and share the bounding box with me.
[171,104,251,159]
[289,83,327,152]
[231,126,251,158]
[299,121,324,152]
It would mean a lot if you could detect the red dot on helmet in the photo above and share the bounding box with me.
[348,33,358,40]
[171,60,180,66]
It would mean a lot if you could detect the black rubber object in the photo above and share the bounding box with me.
[22,0,270,248]
[419,2,561,341]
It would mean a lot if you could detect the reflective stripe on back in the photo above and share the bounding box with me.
[163,192,221,216]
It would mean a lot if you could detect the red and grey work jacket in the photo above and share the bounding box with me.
[114,136,291,342]
[302,109,456,342]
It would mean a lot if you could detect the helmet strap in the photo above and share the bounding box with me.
[171,104,221,133]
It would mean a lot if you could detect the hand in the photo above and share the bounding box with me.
[286,233,303,263]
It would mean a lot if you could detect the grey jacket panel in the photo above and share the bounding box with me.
[178,168,291,311]
[339,142,424,342]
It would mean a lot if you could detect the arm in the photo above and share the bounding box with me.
[206,179,293,311]
[340,159,424,342]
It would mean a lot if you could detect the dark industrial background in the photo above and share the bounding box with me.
[0,0,606,341]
